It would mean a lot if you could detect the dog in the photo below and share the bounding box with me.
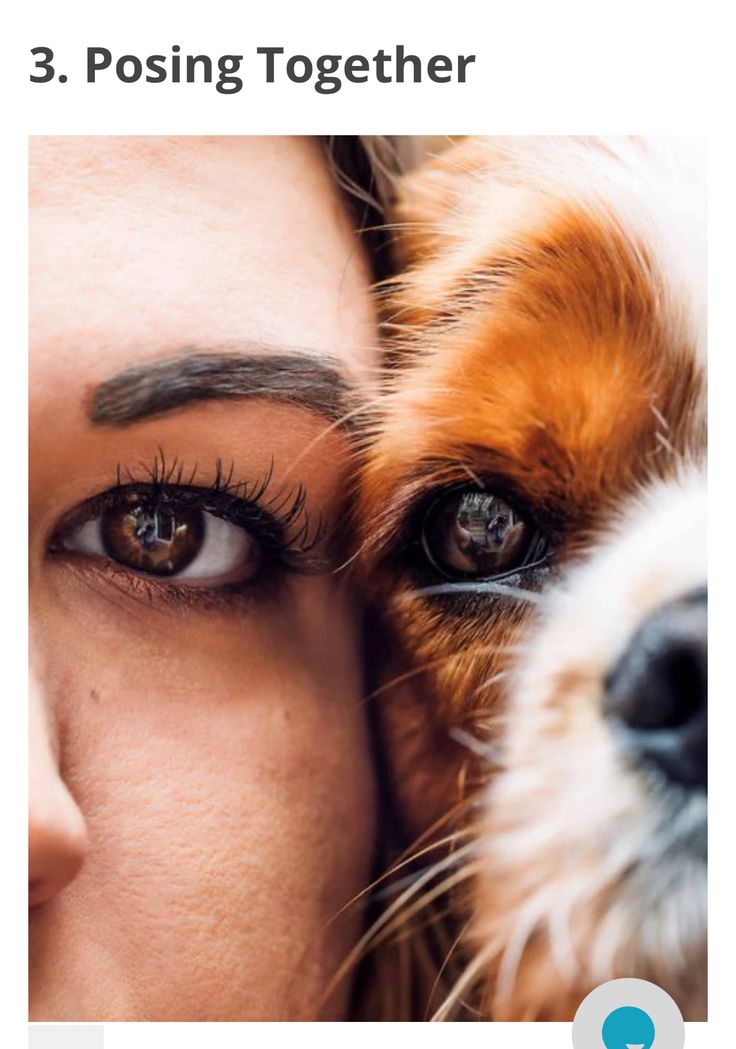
[357,137,706,1020]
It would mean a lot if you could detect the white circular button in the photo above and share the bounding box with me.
[572,978,685,1048]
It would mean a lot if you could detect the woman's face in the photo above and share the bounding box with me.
[29,136,377,1021]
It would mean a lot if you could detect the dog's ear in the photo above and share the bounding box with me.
[390,138,492,266]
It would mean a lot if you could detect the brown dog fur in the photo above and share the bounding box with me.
[357,137,706,1020]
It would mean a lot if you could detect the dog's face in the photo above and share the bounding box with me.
[358,138,706,1019]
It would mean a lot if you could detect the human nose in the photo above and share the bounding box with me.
[29,672,88,907]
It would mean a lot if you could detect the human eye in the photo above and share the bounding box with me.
[47,455,325,603]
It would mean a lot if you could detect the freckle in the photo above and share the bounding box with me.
[90,688,100,704]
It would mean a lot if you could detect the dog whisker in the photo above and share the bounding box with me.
[473,669,510,695]
[415,579,544,604]
[431,935,503,1021]
[493,901,548,1014]
[424,917,474,1019]
[655,430,676,455]
[448,726,503,764]
[322,842,479,1007]
[650,402,670,431]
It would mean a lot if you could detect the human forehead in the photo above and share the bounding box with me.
[30,136,330,212]
[29,136,377,377]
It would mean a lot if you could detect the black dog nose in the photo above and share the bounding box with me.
[604,587,707,791]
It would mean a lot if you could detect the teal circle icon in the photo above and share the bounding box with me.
[602,1006,656,1049]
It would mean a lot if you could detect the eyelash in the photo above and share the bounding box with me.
[47,452,325,608]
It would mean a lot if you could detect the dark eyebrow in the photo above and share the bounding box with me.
[89,349,351,427]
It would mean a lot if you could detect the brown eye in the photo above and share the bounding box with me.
[101,500,204,576]
[58,492,261,585]
[421,489,547,580]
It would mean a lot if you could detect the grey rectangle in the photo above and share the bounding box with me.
[29,1025,104,1049]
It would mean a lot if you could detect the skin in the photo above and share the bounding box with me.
[29,136,378,1021]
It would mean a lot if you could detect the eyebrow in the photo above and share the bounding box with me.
[89,349,351,427]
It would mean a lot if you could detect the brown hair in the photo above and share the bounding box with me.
[322,135,401,284]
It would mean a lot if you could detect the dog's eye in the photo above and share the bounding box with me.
[421,488,547,579]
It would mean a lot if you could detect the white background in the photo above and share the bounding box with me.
[5,0,733,1046]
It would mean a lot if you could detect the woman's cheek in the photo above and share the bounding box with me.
[31,589,375,1020]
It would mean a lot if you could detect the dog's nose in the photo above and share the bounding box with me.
[604,586,707,791]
